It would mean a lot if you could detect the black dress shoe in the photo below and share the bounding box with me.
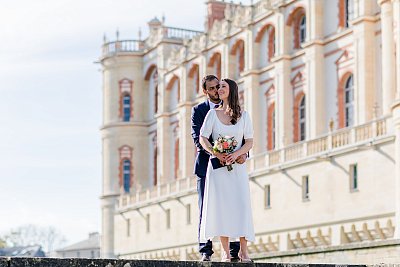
[230,257,240,263]
[201,254,211,261]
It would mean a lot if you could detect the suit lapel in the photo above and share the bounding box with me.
[204,100,210,112]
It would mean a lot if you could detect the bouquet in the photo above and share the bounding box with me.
[212,135,238,171]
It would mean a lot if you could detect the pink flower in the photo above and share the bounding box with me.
[223,142,229,149]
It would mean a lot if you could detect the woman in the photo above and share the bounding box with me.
[199,78,254,262]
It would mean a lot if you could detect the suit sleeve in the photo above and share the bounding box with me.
[191,106,205,151]
[200,110,214,138]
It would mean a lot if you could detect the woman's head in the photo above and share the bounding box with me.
[219,78,241,124]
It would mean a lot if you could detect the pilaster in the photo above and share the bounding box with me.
[352,9,376,123]
[379,0,396,114]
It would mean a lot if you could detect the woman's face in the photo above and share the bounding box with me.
[218,80,230,100]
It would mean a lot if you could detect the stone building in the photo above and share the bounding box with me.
[99,0,400,263]
[54,232,100,259]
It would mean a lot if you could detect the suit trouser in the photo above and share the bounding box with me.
[197,175,240,257]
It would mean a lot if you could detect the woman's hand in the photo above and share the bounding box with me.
[214,151,227,164]
[225,152,239,165]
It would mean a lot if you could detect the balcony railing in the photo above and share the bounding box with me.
[102,40,144,58]
[249,116,391,171]
[119,116,392,209]
[163,26,202,40]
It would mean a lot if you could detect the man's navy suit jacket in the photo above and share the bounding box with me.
[191,100,213,178]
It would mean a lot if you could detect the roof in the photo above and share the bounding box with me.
[56,233,100,252]
[0,245,45,257]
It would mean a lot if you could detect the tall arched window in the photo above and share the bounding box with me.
[345,75,354,127]
[299,15,306,44]
[123,159,131,193]
[345,0,353,27]
[299,96,306,141]
[123,94,131,122]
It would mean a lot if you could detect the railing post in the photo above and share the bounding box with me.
[350,127,356,144]
[265,153,270,168]
[372,119,378,137]
[327,132,333,150]
[135,189,140,204]
[280,148,285,164]
[302,142,307,157]
[146,189,150,201]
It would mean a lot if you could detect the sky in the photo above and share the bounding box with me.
[0,0,251,249]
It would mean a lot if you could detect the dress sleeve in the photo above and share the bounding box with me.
[200,110,214,138]
[243,111,254,139]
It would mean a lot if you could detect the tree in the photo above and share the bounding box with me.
[2,224,67,252]
[0,238,6,248]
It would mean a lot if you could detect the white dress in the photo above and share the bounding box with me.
[199,109,255,242]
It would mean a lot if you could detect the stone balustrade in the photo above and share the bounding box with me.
[118,116,392,210]
[248,116,391,172]
[101,40,144,58]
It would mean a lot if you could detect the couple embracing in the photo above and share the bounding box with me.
[191,75,254,262]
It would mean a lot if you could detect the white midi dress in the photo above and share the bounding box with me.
[199,109,255,242]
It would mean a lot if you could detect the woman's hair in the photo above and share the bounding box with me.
[222,78,241,125]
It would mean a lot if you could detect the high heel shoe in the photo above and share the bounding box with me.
[221,251,231,262]
[238,250,253,263]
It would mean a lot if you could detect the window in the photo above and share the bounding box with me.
[186,204,191,224]
[91,251,95,258]
[166,209,171,229]
[264,185,271,208]
[350,164,358,191]
[345,75,354,127]
[269,28,275,61]
[299,15,306,44]
[154,85,158,114]
[123,160,131,193]
[346,0,354,27]
[146,214,150,233]
[299,96,306,141]
[302,175,309,200]
[271,109,276,149]
[123,94,131,122]
[77,251,80,258]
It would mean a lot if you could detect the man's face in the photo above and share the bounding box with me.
[203,79,220,102]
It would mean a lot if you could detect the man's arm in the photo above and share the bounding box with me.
[191,106,205,151]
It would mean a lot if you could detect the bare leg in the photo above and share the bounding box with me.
[239,237,252,261]
[220,236,231,262]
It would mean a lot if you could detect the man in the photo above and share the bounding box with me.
[191,75,247,262]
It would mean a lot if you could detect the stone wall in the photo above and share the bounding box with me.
[0,257,388,267]
[254,240,400,264]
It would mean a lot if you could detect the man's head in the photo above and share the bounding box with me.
[201,75,220,103]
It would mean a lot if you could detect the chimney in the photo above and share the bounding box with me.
[206,0,227,30]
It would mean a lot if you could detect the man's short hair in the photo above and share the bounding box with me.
[201,75,219,90]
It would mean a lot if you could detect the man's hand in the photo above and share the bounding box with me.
[235,153,247,164]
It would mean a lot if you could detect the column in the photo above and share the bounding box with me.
[350,1,376,123]
[275,11,292,147]
[305,0,325,138]
[379,0,396,114]
[392,0,400,238]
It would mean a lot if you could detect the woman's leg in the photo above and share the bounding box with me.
[219,236,231,261]
[239,237,252,261]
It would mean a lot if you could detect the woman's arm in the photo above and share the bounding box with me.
[200,136,227,163]
[225,138,253,165]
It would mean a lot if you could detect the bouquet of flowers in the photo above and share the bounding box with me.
[212,135,238,171]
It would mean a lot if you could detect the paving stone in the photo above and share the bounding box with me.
[0,257,8,267]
